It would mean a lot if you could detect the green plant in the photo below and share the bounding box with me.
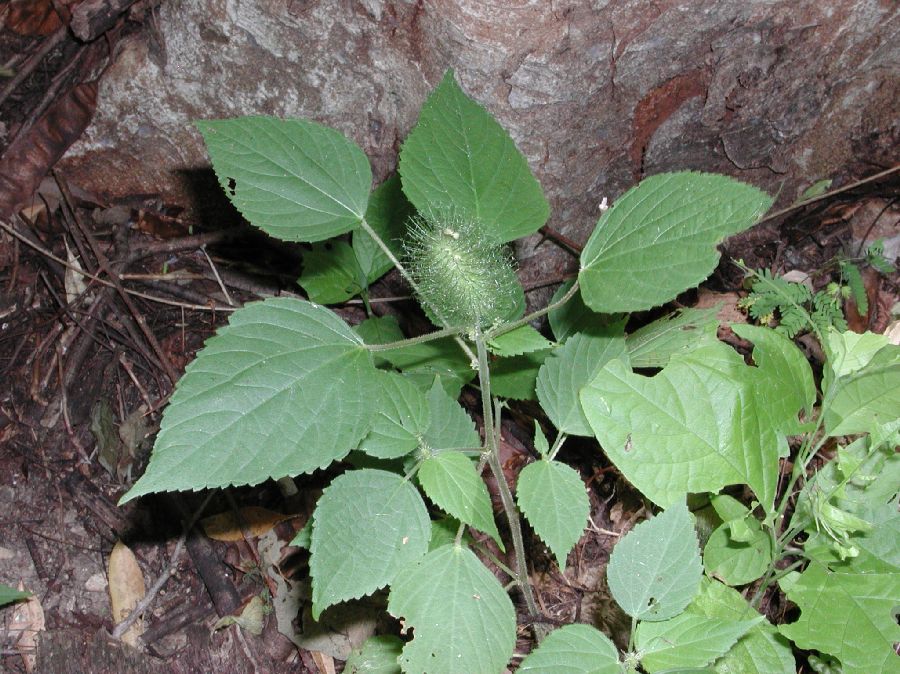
[120,71,899,673]
[739,239,896,337]
[0,582,30,608]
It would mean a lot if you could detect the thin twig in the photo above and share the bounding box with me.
[111,492,216,640]
[200,245,234,306]
[758,164,900,225]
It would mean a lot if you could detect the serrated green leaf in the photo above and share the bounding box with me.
[607,501,702,621]
[537,324,627,436]
[490,349,551,400]
[689,578,795,674]
[518,624,621,673]
[488,325,554,357]
[626,306,720,369]
[198,116,371,242]
[517,460,589,570]
[779,562,900,674]
[423,379,480,451]
[703,518,773,586]
[358,372,430,459]
[399,70,549,243]
[548,280,622,342]
[0,583,30,607]
[122,299,380,502]
[298,240,365,304]
[636,612,762,672]
[388,545,516,674]
[310,469,430,619]
[419,451,501,547]
[579,172,773,312]
[344,635,403,674]
[290,519,312,550]
[355,175,411,283]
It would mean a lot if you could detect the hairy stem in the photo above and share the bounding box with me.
[485,279,580,340]
[474,331,542,633]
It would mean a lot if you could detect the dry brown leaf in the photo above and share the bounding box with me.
[695,289,746,326]
[108,541,146,648]
[11,581,44,673]
[201,506,292,542]
[0,81,97,219]
[311,650,337,674]
[5,0,63,36]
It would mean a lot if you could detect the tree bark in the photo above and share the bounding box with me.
[59,0,899,278]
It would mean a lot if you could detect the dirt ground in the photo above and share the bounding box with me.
[0,6,898,673]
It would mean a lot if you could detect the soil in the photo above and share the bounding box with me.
[0,7,898,674]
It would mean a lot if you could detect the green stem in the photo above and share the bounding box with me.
[364,324,466,352]
[485,279,580,340]
[548,432,568,462]
[474,331,542,632]
[358,218,477,362]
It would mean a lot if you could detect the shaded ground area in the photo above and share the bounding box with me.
[0,4,898,673]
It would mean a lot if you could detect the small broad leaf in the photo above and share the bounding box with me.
[537,324,627,436]
[703,517,774,586]
[516,459,589,570]
[419,451,502,547]
[198,116,371,242]
[355,314,405,346]
[626,306,720,369]
[344,635,403,674]
[579,172,773,312]
[533,421,549,458]
[635,612,762,672]
[354,175,411,283]
[422,379,480,451]
[607,501,702,621]
[429,516,473,551]
[0,583,30,607]
[490,349,551,401]
[388,545,516,674]
[518,624,620,673]
[358,372,430,460]
[298,240,365,304]
[399,70,549,243]
[779,562,900,674]
[122,298,381,502]
[690,578,795,674]
[487,325,554,357]
[310,469,430,619]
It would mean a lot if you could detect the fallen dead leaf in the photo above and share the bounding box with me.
[108,541,146,648]
[695,289,746,326]
[886,320,900,346]
[201,506,293,542]
[212,595,265,636]
[11,581,44,672]
[0,81,97,219]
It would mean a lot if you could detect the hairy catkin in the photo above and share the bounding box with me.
[404,212,520,330]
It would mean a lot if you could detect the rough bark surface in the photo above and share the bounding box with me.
[60,0,899,276]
